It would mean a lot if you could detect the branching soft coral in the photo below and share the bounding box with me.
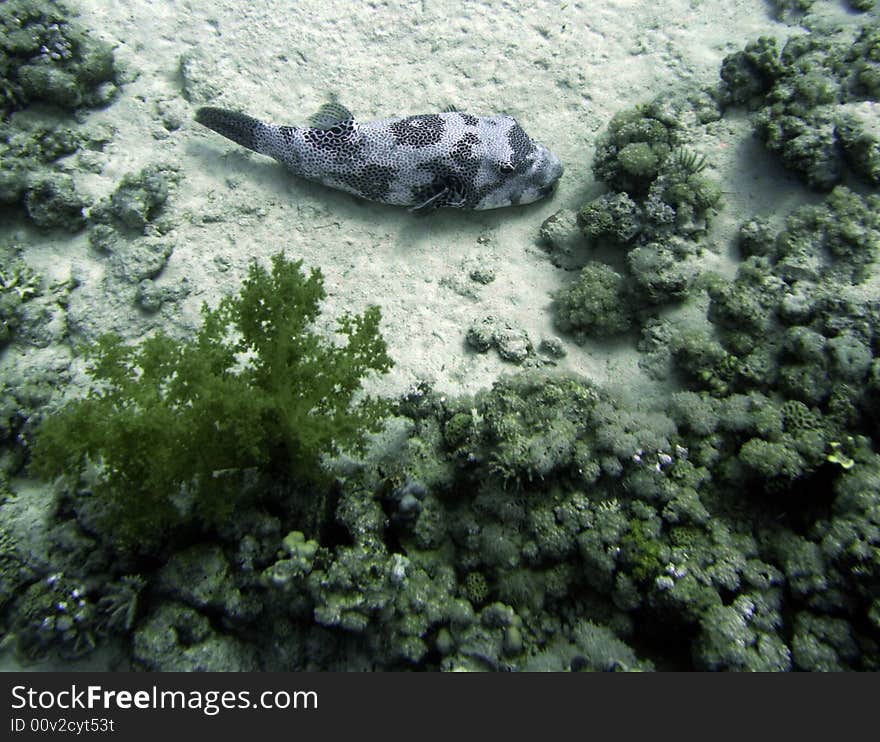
[31,253,393,548]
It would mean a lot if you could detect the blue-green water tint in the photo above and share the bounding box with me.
[1,0,878,672]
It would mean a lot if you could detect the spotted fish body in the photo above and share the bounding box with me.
[195,103,563,210]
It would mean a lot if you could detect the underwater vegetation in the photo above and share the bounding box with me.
[1,1,879,671]
[31,253,392,550]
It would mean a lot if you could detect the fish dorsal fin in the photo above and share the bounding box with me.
[442,104,459,113]
[308,102,355,130]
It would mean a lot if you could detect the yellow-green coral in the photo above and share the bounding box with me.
[828,440,856,470]
[31,253,393,550]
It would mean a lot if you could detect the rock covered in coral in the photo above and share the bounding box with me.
[157,544,260,624]
[133,602,259,671]
[552,262,632,339]
[0,251,43,349]
[837,102,880,187]
[0,0,119,115]
[548,95,721,345]
[538,208,587,270]
[0,2,122,231]
[722,21,880,189]
[23,173,88,231]
[89,164,176,234]
[465,315,534,364]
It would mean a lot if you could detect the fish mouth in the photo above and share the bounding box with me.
[539,160,563,197]
[537,147,564,195]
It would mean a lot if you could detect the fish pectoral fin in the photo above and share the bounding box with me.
[308,101,356,129]
[447,191,467,207]
[408,188,450,212]
[409,177,468,212]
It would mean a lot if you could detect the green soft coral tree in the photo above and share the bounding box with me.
[31,253,393,548]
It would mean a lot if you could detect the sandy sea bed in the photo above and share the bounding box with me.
[18,0,836,406]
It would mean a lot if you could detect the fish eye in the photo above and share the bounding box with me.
[499,161,516,173]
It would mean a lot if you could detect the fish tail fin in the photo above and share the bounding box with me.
[195,106,274,155]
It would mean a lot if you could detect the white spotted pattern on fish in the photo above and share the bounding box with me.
[195,102,563,211]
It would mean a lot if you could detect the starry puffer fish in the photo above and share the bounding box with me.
[195,102,563,211]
